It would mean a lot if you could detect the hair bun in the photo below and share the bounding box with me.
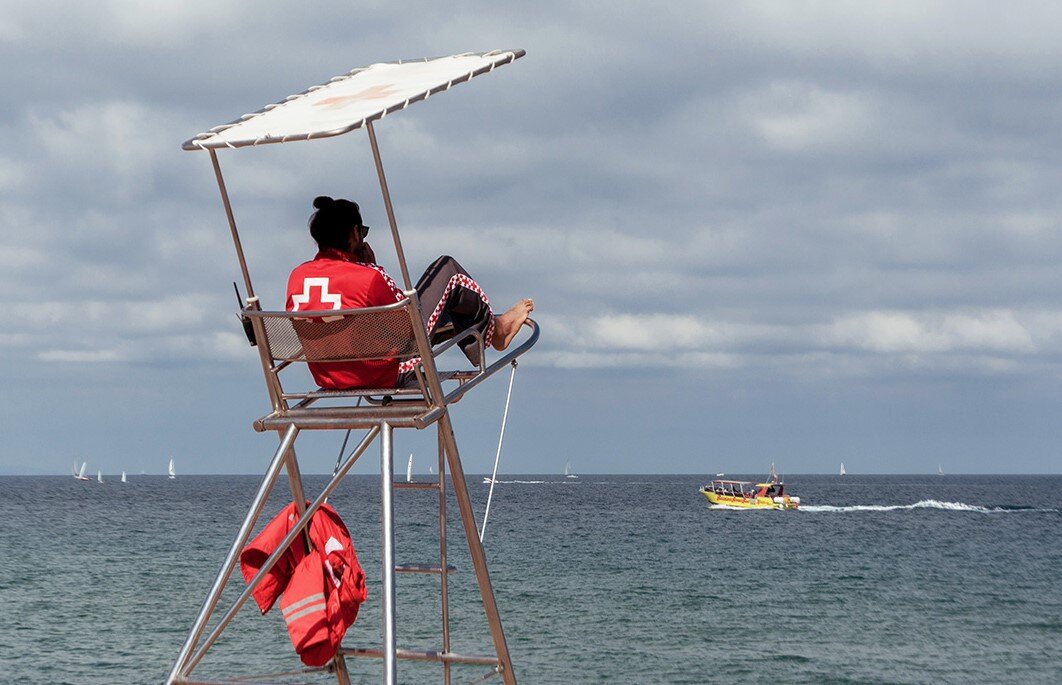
[313,195,334,210]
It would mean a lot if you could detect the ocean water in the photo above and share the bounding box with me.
[1,474,1060,684]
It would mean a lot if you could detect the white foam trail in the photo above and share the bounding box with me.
[484,479,549,485]
[800,499,1056,513]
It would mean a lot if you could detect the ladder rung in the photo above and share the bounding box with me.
[393,481,440,491]
[339,646,501,667]
[395,563,456,574]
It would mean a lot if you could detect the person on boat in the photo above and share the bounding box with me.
[286,196,533,389]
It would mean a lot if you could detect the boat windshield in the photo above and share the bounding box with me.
[710,480,757,496]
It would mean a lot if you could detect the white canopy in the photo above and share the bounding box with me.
[182,50,524,151]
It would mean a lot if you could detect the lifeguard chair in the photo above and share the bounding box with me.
[166,51,536,685]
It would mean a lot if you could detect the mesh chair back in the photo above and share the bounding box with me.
[250,305,421,364]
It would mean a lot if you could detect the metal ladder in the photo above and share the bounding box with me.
[337,427,506,684]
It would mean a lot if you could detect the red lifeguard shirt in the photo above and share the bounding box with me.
[286,248,405,389]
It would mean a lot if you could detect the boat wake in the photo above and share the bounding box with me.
[800,499,1059,514]
[483,479,551,485]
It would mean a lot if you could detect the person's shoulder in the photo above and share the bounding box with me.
[358,262,396,282]
[359,264,405,300]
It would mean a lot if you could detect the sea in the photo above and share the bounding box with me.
[1,474,1060,684]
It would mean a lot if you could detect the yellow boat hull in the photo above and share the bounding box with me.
[700,489,799,510]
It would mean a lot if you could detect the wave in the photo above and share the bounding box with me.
[800,499,1058,513]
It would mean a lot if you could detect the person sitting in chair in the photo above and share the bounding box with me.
[286,196,533,390]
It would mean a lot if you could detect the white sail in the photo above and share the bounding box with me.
[564,460,578,479]
[840,462,846,476]
[168,457,176,479]
[938,464,944,476]
[406,453,413,483]
[97,470,103,483]
[121,471,127,483]
[78,462,88,479]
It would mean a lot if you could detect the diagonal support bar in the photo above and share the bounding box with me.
[183,426,381,674]
[166,424,299,684]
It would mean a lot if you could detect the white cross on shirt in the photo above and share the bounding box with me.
[291,277,342,311]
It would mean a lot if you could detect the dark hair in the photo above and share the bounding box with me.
[308,195,363,251]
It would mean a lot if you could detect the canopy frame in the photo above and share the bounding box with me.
[194,50,523,297]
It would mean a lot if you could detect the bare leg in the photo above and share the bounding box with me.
[491,299,534,351]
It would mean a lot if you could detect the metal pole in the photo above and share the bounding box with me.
[438,427,452,685]
[366,120,413,291]
[285,445,312,555]
[438,413,517,684]
[332,654,352,685]
[165,424,299,684]
[380,421,398,684]
[208,148,255,300]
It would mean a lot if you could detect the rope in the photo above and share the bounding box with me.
[480,361,518,542]
[326,398,363,504]
[332,429,352,479]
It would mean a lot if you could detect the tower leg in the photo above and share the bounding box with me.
[332,653,352,685]
[437,412,517,684]
[438,428,452,685]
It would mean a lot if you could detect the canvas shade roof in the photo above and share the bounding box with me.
[182,50,524,151]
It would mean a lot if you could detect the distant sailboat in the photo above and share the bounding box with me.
[937,464,944,476]
[168,458,176,480]
[73,461,90,481]
[406,453,413,483]
[97,470,103,484]
[840,462,846,476]
[564,460,578,479]
[121,471,127,483]
[428,465,435,476]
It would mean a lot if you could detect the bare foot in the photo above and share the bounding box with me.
[492,298,534,351]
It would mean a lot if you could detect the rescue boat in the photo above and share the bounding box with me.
[699,472,800,510]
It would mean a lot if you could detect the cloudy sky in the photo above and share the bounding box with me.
[2,1,1061,475]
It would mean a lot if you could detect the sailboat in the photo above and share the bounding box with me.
[73,461,90,481]
[839,462,846,476]
[168,457,176,480]
[121,471,127,483]
[97,470,104,484]
[564,460,578,479]
[937,464,944,476]
[406,453,413,483]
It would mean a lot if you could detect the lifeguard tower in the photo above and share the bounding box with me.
[166,51,536,685]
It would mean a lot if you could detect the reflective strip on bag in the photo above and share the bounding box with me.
[284,601,328,625]
[282,592,327,624]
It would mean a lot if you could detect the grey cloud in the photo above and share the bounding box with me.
[3,1,1062,474]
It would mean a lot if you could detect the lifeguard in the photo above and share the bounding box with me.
[287,195,533,389]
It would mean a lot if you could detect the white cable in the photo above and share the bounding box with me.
[480,362,517,542]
